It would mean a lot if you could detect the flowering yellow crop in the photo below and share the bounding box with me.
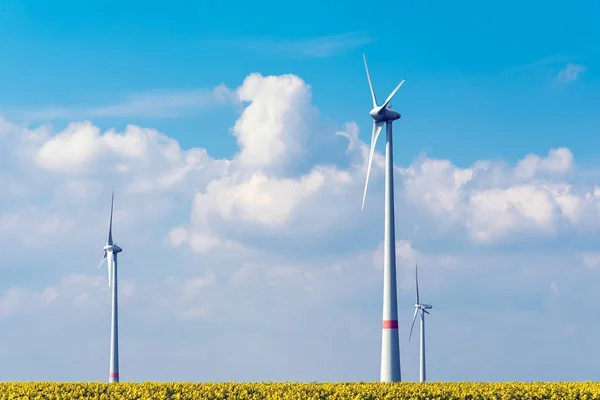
[0,382,600,399]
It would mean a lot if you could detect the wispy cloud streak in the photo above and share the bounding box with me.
[201,31,374,58]
[502,53,575,76]
[556,63,586,84]
[15,84,232,121]
[502,44,598,78]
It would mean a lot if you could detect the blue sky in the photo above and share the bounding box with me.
[2,0,599,164]
[0,0,599,383]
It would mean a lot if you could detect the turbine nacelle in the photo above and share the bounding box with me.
[104,244,123,253]
[416,303,432,310]
[370,107,401,122]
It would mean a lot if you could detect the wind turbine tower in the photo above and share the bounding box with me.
[97,191,123,383]
[409,262,433,383]
[360,52,406,383]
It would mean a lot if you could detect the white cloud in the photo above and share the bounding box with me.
[580,252,600,269]
[32,121,228,196]
[335,122,360,153]
[402,157,474,218]
[167,226,189,247]
[467,184,558,241]
[36,121,104,172]
[0,70,600,382]
[556,63,587,83]
[396,147,600,242]
[233,73,316,170]
[0,274,135,318]
[13,73,600,252]
[514,147,574,180]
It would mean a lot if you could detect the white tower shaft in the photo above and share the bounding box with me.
[420,311,426,383]
[380,121,401,382]
[109,251,119,383]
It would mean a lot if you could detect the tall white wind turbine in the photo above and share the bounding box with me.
[360,52,406,382]
[409,262,432,383]
[97,191,123,383]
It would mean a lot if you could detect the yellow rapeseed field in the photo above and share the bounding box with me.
[1,382,600,399]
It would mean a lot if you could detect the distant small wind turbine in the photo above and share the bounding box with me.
[360,52,406,383]
[97,191,123,383]
[409,262,432,383]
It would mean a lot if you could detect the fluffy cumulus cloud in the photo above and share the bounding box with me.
[399,147,600,243]
[0,71,600,382]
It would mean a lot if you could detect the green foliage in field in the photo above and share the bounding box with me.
[1,382,600,399]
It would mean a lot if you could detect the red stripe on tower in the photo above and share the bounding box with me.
[382,320,398,329]
[109,372,119,378]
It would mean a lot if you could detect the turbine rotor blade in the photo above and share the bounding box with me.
[362,53,378,107]
[380,79,405,111]
[424,309,430,315]
[361,121,384,210]
[108,252,113,288]
[107,191,115,246]
[415,262,420,305]
[409,307,419,341]
[98,252,107,269]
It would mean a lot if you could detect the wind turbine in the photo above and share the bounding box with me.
[360,52,406,383]
[97,191,123,383]
[409,262,432,383]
